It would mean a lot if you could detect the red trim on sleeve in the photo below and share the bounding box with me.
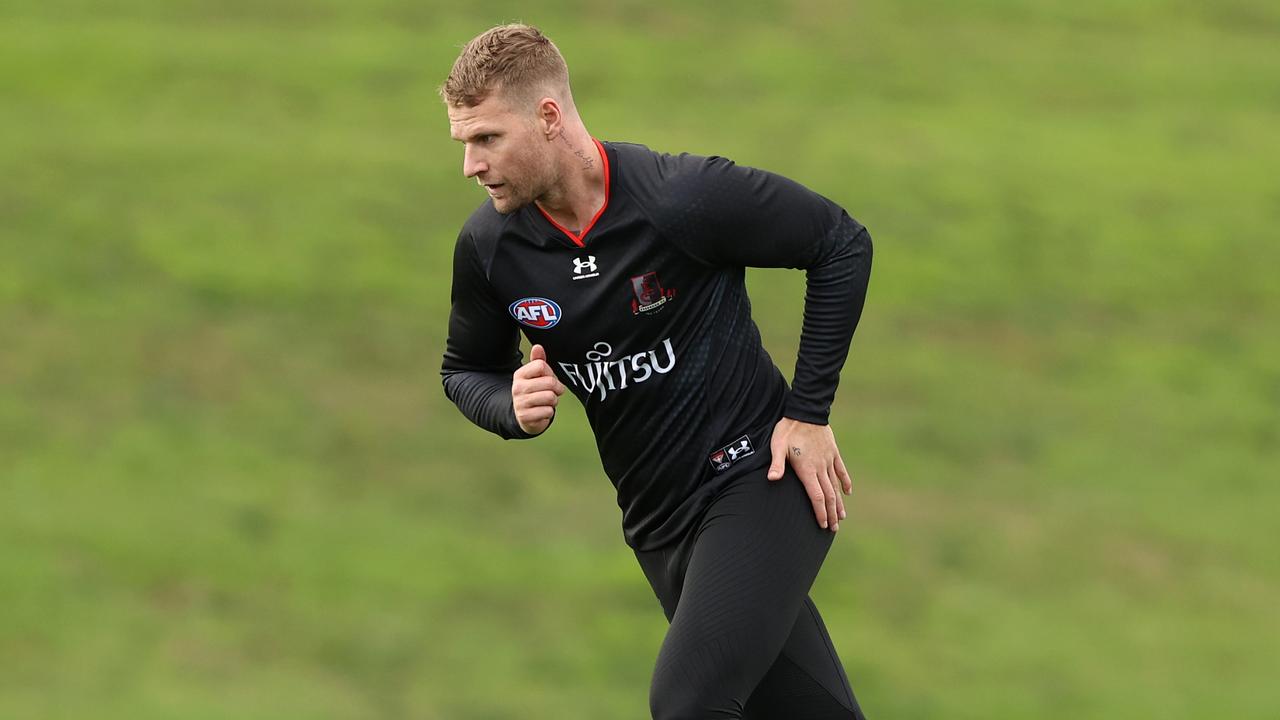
[536,138,610,248]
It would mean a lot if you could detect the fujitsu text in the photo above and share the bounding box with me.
[557,339,676,402]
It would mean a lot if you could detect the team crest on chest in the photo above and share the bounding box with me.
[630,271,677,315]
[509,297,562,329]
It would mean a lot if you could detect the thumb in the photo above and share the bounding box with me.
[767,435,786,481]
[530,344,547,364]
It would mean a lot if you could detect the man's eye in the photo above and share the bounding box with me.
[479,135,495,144]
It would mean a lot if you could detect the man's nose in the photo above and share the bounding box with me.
[462,146,487,178]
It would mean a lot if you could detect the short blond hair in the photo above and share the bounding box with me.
[440,24,570,108]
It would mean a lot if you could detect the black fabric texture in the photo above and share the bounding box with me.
[635,465,867,720]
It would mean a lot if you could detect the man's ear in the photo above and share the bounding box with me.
[537,97,563,141]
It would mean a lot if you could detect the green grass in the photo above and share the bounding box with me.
[2,0,1277,717]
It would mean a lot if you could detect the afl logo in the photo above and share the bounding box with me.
[509,297,562,329]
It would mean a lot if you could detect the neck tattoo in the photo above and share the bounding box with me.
[561,135,595,170]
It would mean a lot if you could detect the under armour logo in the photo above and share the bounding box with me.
[726,439,752,461]
[572,255,599,280]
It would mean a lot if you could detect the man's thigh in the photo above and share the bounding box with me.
[648,466,844,716]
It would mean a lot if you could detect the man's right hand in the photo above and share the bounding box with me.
[512,344,567,436]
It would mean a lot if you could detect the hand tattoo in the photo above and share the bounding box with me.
[792,447,802,456]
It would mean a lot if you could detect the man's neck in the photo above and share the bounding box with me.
[536,128,606,234]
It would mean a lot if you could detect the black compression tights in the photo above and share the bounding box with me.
[635,465,868,719]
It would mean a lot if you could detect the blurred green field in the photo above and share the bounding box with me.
[2,0,1278,718]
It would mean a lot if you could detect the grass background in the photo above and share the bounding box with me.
[2,0,1278,717]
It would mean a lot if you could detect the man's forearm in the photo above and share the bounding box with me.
[784,216,873,424]
[441,369,539,440]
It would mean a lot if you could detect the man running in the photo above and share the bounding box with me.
[440,23,873,719]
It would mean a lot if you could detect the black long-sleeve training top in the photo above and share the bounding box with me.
[442,140,872,551]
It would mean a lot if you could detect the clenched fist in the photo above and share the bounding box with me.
[513,344,567,435]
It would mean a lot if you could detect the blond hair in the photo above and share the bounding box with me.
[440,24,570,108]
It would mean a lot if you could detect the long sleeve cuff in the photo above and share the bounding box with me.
[441,370,540,440]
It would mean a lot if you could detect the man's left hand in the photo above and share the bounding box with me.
[767,418,852,532]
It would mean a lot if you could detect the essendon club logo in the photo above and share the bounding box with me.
[708,449,731,472]
[509,297,562,329]
[630,271,676,315]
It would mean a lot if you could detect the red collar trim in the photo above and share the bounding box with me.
[536,138,610,248]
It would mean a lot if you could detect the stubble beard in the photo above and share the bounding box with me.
[490,188,522,214]
[490,180,541,215]
[491,146,557,215]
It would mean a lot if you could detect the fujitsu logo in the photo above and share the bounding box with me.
[557,339,677,402]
